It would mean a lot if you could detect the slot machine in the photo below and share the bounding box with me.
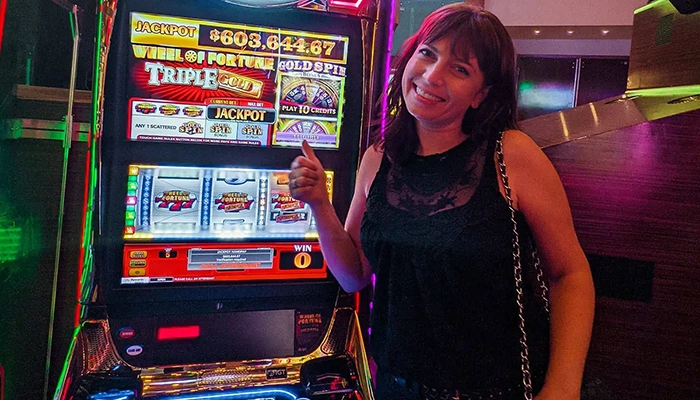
[55,0,396,398]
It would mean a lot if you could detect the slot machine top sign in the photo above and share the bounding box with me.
[127,12,350,149]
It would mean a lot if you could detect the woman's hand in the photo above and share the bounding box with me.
[288,140,329,209]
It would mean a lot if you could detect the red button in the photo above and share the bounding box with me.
[119,328,135,339]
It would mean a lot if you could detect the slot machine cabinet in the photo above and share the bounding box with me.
[54,1,397,399]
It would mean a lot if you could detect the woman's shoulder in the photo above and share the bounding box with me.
[357,143,386,198]
[500,129,549,168]
[498,129,561,210]
[501,129,540,151]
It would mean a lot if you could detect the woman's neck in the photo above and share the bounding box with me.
[415,121,467,156]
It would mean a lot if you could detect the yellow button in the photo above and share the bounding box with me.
[129,260,147,268]
[128,268,146,276]
[129,251,148,259]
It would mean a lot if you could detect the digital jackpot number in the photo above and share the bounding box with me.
[209,28,336,57]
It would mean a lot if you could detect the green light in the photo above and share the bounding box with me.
[53,326,81,400]
[126,211,136,220]
[0,226,22,262]
[128,182,138,190]
[0,197,41,268]
[25,57,32,85]
[126,205,136,212]
[519,81,534,91]
[128,176,138,182]
[128,191,136,197]
[626,84,700,97]
[125,219,135,227]
[634,0,666,14]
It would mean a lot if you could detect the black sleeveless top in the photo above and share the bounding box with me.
[360,136,549,392]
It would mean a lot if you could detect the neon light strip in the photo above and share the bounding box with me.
[625,84,700,97]
[634,0,665,14]
[380,0,397,138]
[76,1,106,327]
[0,0,7,53]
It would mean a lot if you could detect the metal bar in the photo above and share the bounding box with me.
[44,5,80,400]
[65,5,81,151]
[573,57,582,107]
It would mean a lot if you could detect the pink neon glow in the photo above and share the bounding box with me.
[379,0,397,138]
[368,2,394,340]
[0,0,7,53]
[329,0,364,7]
[126,196,137,205]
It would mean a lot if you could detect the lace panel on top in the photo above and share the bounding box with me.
[385,138,487,217]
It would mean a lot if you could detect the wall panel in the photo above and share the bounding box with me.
[542,110,700,399]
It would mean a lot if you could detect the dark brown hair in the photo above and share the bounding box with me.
[376,3,518,163]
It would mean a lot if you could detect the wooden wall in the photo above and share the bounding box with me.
[543,109,700,400]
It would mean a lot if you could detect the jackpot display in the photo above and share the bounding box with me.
[128,12,349,148]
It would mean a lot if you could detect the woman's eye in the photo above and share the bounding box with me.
[456,66,469,75]
[418,48,433,57]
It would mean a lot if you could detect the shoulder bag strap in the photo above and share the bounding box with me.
[495,131,550,400]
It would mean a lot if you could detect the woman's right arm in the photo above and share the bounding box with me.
[289,141,383,292]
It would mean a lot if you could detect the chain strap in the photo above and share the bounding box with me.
[495,132,550,400]
[532,249,550,315]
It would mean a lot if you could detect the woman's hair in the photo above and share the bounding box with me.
[376,3,518,163]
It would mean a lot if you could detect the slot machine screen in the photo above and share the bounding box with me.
[127,12,349,149]
[121,165,332,285]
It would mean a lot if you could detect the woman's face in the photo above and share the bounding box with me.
[401,35,489,132]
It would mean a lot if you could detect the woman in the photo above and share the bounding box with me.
[288,4,595,399]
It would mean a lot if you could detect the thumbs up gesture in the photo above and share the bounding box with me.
[288,140,328,209]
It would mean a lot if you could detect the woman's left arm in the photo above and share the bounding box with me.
[501,130,595,400]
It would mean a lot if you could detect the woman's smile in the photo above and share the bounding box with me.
[414,84,445,103]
